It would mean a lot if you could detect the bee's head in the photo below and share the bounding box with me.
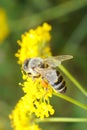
[29,58,44,68]
[22,57,45,77]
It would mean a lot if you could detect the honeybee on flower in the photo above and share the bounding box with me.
[22,55,73,93]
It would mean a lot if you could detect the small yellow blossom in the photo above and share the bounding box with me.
[0,8,9,43]
[9,96,41,130]
[10,23,55,130]
[15,23,52,64]
[22,77,54,118]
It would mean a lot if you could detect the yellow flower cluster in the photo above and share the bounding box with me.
[0,8,9,43]
[15,23,52,64]
[10,23,55,130]
[10,93,42,130]
[22,77,54,119]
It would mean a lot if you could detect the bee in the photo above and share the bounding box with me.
[22,55,73,93]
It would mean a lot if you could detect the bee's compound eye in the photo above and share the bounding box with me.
[23,58,31,71]
[23,64,27,70]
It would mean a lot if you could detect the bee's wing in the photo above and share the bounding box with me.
[44,55,73,67]
[35,67,58,83]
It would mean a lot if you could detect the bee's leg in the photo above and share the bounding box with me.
[27,73,35,81]
[41,77,53,103]
[28,72,32,77]
[41,77,49,90]
[32,76,35,80]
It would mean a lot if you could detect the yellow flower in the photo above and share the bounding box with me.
[10,76,54,130]
[10,23,55,130]
[22,76,54,119]
[0,8,9,43]
[15,23,52,64]
[34,102,54,119]
[9,96,41,130]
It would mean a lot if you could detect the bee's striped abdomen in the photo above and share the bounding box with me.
[52,71,67,93]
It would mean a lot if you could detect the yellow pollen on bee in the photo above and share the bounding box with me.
[41,79,49,89]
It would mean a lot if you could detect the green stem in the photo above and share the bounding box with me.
[53,92,87,111]
[58,65,87,97]
[36,117,87,123]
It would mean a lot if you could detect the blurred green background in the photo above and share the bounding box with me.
[0,0,87,130]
